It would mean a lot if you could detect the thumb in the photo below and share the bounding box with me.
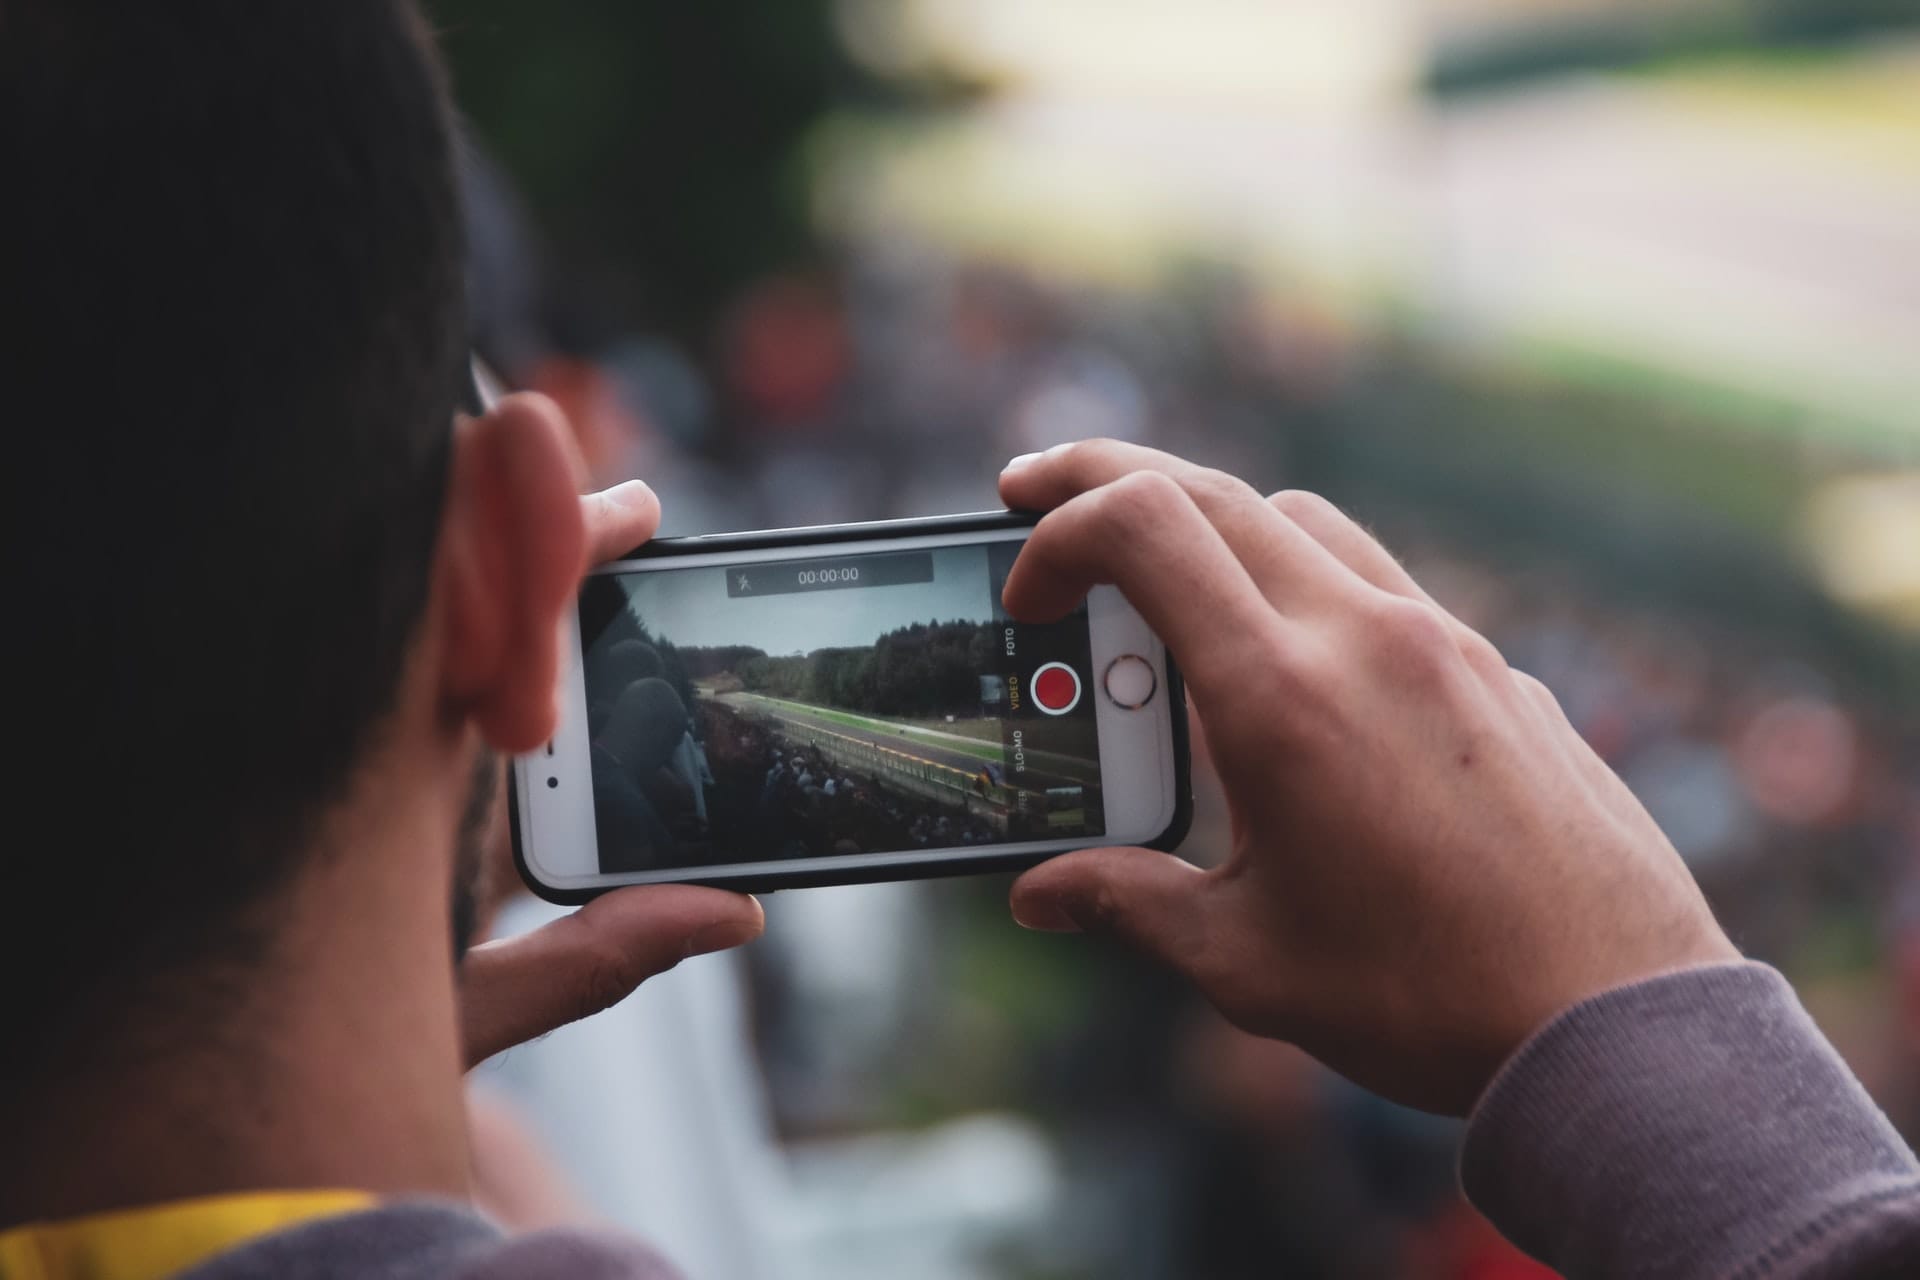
[580,478,662,565]
[1011,847,1213,972]
[460,885,763,1067]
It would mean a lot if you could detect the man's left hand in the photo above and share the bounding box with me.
[457,478,764,1067]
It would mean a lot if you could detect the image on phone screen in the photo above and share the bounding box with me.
[578,542,1104,872]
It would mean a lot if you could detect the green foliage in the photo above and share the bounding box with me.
[1427,0,1920,96]
[424,0,860,338]
[680,619,998,717]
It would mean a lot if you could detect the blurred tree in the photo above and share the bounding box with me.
[1427,0,1920,95]
[426,0,859,343]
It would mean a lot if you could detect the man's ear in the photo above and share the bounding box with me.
[434,392,587,753]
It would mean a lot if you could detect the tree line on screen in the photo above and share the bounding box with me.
[682,620,1000,719]
[578,575,1000,718]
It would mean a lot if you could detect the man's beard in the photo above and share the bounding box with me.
[450,749,500,962]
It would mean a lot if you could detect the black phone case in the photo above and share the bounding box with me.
[511,510,1193,902]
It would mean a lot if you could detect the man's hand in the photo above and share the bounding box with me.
[459,885,762,1066]
[1000,441,1737,1114]
[457,478,764,1068]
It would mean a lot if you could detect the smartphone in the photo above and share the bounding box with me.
[510,511,1191,900]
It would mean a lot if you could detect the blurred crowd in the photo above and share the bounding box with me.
[699,711,998,862]
[467,134,1916,1275]
[1425,550,1920,1131]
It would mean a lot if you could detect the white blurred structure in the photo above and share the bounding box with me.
[475,902,789,1280]
[822,1,1920,449]
[478,886,1065,1280]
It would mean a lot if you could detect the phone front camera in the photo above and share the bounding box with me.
[546,777,559,789]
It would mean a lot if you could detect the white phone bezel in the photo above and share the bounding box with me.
[515,526,1178,890]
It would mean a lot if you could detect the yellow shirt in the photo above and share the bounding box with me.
[0,1191,374,1280]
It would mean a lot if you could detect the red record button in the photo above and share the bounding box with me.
[1031,661,1083,716]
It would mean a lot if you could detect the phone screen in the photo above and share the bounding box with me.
[579,541,1106,873]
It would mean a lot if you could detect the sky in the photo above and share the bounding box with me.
[619,546,994,654]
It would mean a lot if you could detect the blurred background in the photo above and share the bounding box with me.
[441,1,1920,1276]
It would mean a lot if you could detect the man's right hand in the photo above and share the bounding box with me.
[1000,440,1737,1115]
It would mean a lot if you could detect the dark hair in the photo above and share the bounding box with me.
[1,2,466,1061]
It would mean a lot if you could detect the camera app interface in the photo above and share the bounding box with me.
[579,542,1105,872]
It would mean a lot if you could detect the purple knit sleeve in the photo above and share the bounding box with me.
[1461,962,1920,1279]
[173,1202,687,1280]
[449,1228,685,1280]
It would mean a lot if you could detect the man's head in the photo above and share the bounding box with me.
[604,640,665,685]
[2,2,586,1077]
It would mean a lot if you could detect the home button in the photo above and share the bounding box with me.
[1103,654,1157,710]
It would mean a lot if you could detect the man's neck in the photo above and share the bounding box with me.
[0,798,473,1227]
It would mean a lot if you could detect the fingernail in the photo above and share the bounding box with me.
[1001,452,1043,475]
[684,917,762,957]
[605,479,656,508]
[1011,895,1086,934]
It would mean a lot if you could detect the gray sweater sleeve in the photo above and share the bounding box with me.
[1460,962,1920,1279]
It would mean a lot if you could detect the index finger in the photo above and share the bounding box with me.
[1004,469,1283,694]
[1003,439,1355,614]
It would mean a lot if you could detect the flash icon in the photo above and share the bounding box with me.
[736,572,752,592]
